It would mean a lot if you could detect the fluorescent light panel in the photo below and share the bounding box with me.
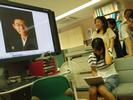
[56,0,101,21]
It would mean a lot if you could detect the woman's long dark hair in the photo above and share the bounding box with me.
[95,16,108,34]
[91,38,105,62]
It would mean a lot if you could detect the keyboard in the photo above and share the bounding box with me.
[0,77,38,92]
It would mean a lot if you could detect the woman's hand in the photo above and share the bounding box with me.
[92,71,97,77]
[104,42,113,64]
[91,66,97,77]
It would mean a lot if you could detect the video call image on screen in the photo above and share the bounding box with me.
[0,4,55,60]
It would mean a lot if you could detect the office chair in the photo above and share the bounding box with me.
[31,75,74,100]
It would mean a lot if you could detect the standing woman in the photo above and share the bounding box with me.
[107,18,124,58]
[91,16,116,57]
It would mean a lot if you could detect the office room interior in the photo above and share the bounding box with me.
[0,0,133,100]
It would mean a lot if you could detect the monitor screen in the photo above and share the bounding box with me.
[0,2,61,61]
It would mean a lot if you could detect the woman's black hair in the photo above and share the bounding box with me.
[124,9,133,16]
[95,16,108,34]
[128,10,133,20]
[91,38,105,61]
[107,18,116,28]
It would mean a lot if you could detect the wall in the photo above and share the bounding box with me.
[117,0,133,20]
[59,26,84,49]
[119,0,133,9]
[80,16,95,40]
[58,15,95,50]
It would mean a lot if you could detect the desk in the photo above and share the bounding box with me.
[64,45,92,60]
[0,82,33,95]
[65,50,90,58]
[0,77,37,100]
[0,70,71,100]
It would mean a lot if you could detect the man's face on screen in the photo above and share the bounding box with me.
[12,19,28,36]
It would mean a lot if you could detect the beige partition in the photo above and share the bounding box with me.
[59,26,84,49]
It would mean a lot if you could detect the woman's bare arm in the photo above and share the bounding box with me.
[105,43,113,64]
[125,37,132,56]
[91,66,97,76]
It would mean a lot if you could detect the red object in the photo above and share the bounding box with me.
[28,60,44,76]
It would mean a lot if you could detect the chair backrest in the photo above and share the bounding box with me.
[114,56,133,83]
[31,75,73,100]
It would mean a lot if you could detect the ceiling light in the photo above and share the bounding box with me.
[56,0,101,21]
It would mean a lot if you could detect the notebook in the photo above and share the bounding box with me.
[84,76,104,86]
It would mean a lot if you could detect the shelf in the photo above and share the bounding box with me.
[93,2,120,18]
[104,11,119,17]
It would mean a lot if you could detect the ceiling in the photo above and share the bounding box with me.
[8,0,111,30]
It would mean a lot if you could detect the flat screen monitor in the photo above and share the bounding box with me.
[0,1,61,61]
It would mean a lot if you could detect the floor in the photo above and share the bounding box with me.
[77,91,104,100]
[77,91,133,100]
[77,91,89,100]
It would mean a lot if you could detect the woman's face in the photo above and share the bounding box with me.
[95,19,103,30]
[107,22,114,29]
[127,18,133,31]
[124,11,132,20]
[93,48,103,56]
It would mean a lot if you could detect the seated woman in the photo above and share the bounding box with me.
[88,38,119,100]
